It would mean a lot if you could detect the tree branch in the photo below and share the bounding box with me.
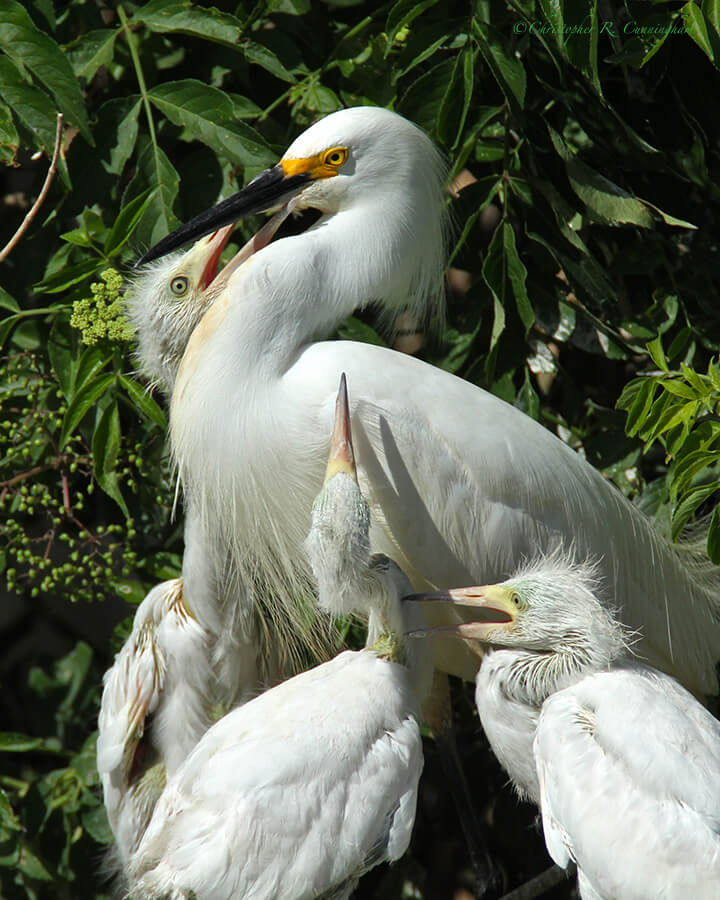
[0,113,64,264]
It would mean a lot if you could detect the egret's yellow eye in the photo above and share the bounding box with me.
[171,276,189,296]
[323,147,348,168]
[510,591,526,611]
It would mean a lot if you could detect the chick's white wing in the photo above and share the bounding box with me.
[534,665,720,899]
[132,650,423,900]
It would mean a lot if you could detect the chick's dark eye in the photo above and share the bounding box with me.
[171,276,189,296]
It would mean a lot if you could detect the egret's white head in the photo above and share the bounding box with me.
[137,107,449,331]
[408,553,631,669]
[127,227,234,395]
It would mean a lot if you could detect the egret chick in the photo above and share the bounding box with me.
[97,578,211,876]
[408,555,720,898]
[128,210,290,397]
[129,376,430,900]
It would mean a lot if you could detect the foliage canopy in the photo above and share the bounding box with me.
[1,0,719,896]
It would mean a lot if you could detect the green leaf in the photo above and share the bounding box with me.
[111,578,149,606]
[647,336,669,372]
[48,331,78,398]
[0,733,44,752]
[0,1,91,142]
[303,82,342,113]
[481,224,508,377]
[133,0,243,46]
[683,1,716,62]
[705,0,720,31]
[0,307,62,349]
[0,100,18,165]
[548,127,654,227]
[17,842,53,881]
[119,375,167,428]
[59,373,115,448]
[149,80,276,168]
[671,449,720,500]
[437,44,475,149]
[502,222,533,332]
[81,805,113,845]
[400,58,456,134]
[267,0,311,14]
[242,40,296,83]
[0,287,20,312]
[680,363,713,398]
[336,315,387,346]
[0,56,67,177]
[33,258,104,294]
[672,481,720,541]
[386,0,440,45]
[662,379,699,400]
[542,0,601,90]
[66,28,117,82]
[104,187,158,258]
[229,94,263,120]
[515,367,540,419]
[709,360,720,393]
[92,401,128,515]
[642,200,697,230]
[472,19,526,115]
[707,505,720,564]
[0,789,21,832]
[623,378,659,437]
[124,138,181,249]
[97,96,142,176]
[448,175,502,264]
[72,346,111,403]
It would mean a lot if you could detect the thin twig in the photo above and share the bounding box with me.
[0,113,64,264]
[498,864,573,900]
[0,464,52,490]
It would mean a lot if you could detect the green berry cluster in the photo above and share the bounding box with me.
[69,268,135,346]
[0,351,170,604]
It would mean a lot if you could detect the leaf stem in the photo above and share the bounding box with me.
[118,6,158,150]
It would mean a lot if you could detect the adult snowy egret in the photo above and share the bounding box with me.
[128,377,430,900]
[408,557,720,898]
[97,578,211,874]
[132,105,720,699]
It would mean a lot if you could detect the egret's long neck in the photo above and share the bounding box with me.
[177,200,431,387]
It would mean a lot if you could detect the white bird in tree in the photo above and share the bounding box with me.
[125,218,333,724]
[128,376,431,900]
[407,556,720,899]
[132,104,720,704]
[97,578,211,875]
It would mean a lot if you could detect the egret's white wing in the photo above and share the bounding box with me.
[283,341,720,693]
[534,665,720,899]
[131,650,423,900]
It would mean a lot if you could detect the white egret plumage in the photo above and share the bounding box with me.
[96,578,211,876]
[126,219,333,720]
[407,557,720,898]
[134,105,720,699]
[128,376,430,900]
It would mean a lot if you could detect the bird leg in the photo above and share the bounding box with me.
[424,671,504,899]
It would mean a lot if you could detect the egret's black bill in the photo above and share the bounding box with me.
[135,166,312,267]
